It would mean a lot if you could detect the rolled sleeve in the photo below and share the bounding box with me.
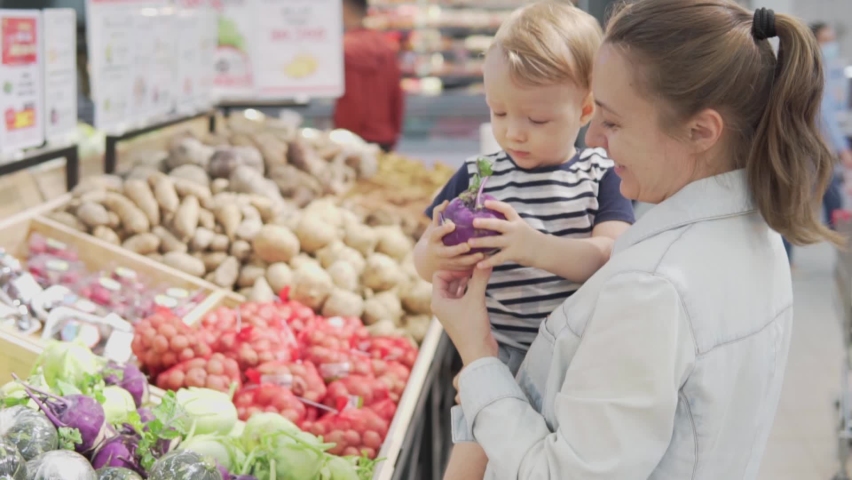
[458,272,696,479]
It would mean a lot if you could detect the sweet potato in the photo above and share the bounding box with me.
[122,233,161,255]
[201,251,229,272]
[153,226,187,253]
[103,192,150,234]
[173,195,200,241]
[92,225,121,245]
[123,179,160,226]
[210,178,229,195]
[163,251,206,277]
[107,211,121,230]
[76,202,110,228]
[253,225,300,263]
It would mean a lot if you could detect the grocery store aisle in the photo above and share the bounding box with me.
[758,242,845,480]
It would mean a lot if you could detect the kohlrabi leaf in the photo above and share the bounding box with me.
[58,426,82,451]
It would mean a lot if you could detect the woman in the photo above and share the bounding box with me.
[433,1,843,478]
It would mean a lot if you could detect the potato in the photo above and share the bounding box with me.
[375,226,414,261]
[343,221,378,257]
[169,164,210,187]
[92,226,120,245]
[249,277,277,302]
[362,253,405,292]
[322,289,364,318]
[303,198,344,228]
[191,227,215,251]
[103,192,150,234]
[153,226,187,254]
[122,233,161,255]
[238,264,267,288]
[152,175,180,214]
[210,178,229,195]
[198,208,216,230]
[210,234,230,252]
[316,241,365,273]
[248,195,276,222]
[106,211,121,230]
[401,279,432,315]
[212,256,240,288]
[404,315,432,343]
[294,215,338,253]
[265,263,293,294]
[123,179,160,226]
[173,178,212,203]
[173,195,200,241]
[367,319,405,337]
[327,260,359,292]
[289,253,320,271]
[201,251,229,272]
[76,202,110,228]
[163,252,206,277]
[167,137,214,170]
[47,211,87,231]
[253,225,300,263]
[363,291,404,325]
[291,264,333,310]
[230,240,252,262]
[236,217,263,242]
[214,203,242,239]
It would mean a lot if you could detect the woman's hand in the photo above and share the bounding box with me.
[431,268,499,365]
[467,200,540,269]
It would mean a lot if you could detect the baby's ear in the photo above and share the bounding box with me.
[579,92,595,124]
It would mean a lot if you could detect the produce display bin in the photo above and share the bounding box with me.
[0,202,234,380]
[189,294,446,480]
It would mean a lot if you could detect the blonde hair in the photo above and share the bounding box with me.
[605,0,842,247]
[488,1,602,89]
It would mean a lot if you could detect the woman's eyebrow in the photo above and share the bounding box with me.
[595,99,620,117]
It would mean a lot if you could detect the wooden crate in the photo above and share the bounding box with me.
[0,208,232,380]
[186,294,443,480]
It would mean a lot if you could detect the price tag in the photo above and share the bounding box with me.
[46,238,67,251]
[103,330,134,363]
[46,260,69,272]
[154,294,178,309]
[10,273,43,303]
[260,373,294,388]
[114,267,137,281]
[98,277,121,292]
[166,288,189,299]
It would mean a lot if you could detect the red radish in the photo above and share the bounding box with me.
[307,408,389,458]
[155,353,240,393]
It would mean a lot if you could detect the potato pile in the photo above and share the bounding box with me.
[48,171,433,343]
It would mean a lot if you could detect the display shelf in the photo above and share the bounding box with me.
[103,109,218,174]
[0,141,80,191]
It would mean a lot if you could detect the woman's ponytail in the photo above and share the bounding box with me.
[746,12,844,246]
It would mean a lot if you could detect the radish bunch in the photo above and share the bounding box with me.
[131,312,211,378]
[245,360,327,403]
[323,375,390,411]
[233,384,307,425]
[304,408,389,459]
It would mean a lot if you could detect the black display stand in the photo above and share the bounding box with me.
[391,333,460,480]
[103,110,217,174]
[0,142,80,191]
[217,100,310,119]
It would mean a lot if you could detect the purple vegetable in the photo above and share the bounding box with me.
[91,434,145,476]
[136,408,155,424]
[441,158,506,254]
[230,476,257,480]
[16,374,106,455]
[216,461,229,480]
[104,362,149,408]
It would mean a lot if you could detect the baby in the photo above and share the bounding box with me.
[415,1,635,375]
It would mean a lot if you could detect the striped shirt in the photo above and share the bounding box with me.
[426,149,635,349]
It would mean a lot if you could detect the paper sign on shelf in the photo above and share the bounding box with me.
[42,9,77,143]
[0,10,44,153]
[212,0,256,100]
[253,0,344,99]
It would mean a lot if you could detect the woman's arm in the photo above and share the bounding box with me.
[455,272,695,478]
[526,221,631,283]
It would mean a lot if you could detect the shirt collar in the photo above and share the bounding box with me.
[613,169,755,253]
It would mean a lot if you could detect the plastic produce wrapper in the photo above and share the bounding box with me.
[234,383,307,426]
[300,315,370,351]
[96,467,144,480]
[155,353,241,393]
[0,406,59,461]
[147,450,223,480]
[245,359,327,402]
[26,450,97,480]
[324,374,390,410]
[0,438,26,480]
[217,323,300,371]
[304,408,389,459]
[302,346,373,381]
[40,307,132,361]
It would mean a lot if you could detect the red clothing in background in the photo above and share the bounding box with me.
[334,28,404,148]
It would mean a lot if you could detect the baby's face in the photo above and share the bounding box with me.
[483,52,591,169]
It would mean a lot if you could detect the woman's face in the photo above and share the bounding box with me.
[585,45,702,204]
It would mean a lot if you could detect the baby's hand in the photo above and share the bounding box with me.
[424,201,485,271]
[468,200,538,269]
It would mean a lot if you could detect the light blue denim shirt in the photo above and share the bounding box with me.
[452,169,793,479]
[821,55,850,154]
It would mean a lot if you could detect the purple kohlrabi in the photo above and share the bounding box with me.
[440,157,507,254]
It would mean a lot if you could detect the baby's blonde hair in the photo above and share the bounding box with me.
[488,1,602,89]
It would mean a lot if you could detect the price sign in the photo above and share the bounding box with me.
[42,9,77,143]
[0,10,44,152]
